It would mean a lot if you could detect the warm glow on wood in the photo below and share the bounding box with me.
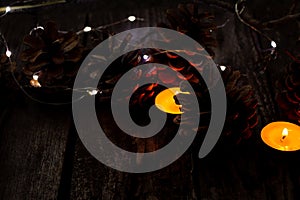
[261,121,300,151]
[155,87,189,114]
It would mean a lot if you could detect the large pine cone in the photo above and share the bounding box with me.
[276,60,300,124]
[221,66,258,143]
[20,21,84,86]
[174,66,258,144]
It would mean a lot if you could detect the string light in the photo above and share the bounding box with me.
[76,16,144,34]
[0,3,143,105]
[142,54,151,62]
[0,1,145,105]
[83,26,92,32]
[33,74,39,81]
[235,0,275,48]
[0,0,66,13]
[5,49,11,58]
[128,16,136,22]
[220,65,227,71]
[29,26,44,35]
[5,6,11,13]
[271,41,277,48]
[87,89,99,96]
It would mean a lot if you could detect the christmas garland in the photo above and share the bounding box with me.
[0,2,260,143]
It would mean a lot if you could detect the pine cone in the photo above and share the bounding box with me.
[20,21,84,86]
[221,67,258,143]
[172,79,210,135]
[173,67,258,143]
[160,3,217,57]
[277,61,300,124]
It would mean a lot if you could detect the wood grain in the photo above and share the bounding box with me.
[0,0,300,199]
[0,96,72,199]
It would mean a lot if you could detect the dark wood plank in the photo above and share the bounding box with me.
[70,99,198,200]
[0,96,72,200]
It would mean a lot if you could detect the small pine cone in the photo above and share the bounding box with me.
[173,81,210,133]
[20,21,84,86]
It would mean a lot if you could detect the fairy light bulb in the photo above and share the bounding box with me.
[83,26,92,32]
[142,54,150,62]
[6,6,11,13]
[271,41,277,48]
[33,74,39,81]
[128,16,136,22]
[36,26,44,30]
[6,49,11,58]
[220,65,227,71]
[87,89,98,96]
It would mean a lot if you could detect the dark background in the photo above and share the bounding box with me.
[1,0,300,199]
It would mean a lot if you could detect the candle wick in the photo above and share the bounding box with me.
[281,135,286,142]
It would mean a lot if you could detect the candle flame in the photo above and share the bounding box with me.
[281,128,289,142]
[282,128,289,137]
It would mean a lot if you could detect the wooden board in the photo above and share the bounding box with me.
[0,95,72,199]
[0,0,300,199]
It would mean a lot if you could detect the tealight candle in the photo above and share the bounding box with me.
[155,87,189,114]
[261,121,300,151]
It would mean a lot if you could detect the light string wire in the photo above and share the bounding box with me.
[235,0,300,67]
[0,1,145,105]
[235,0,276,48]
[1,0,285,105]
[0,0,66,14]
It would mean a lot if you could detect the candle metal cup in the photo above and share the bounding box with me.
[155,87,189,114]
[261,121,300,151]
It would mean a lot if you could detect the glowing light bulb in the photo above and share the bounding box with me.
[36,26,44,30]
[128,16,136,22]
[87,89,98,96]
[271,41,277,48]
[220,65,226,71]
[83,26,92,32]
[143,54,149,60]
[142,54,150,61]
[6,6,11,13]
[33,74,39,81]
[6,49,11,58]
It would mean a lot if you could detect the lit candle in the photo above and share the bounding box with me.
[155,87,189,114]
[261,121,300,151]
